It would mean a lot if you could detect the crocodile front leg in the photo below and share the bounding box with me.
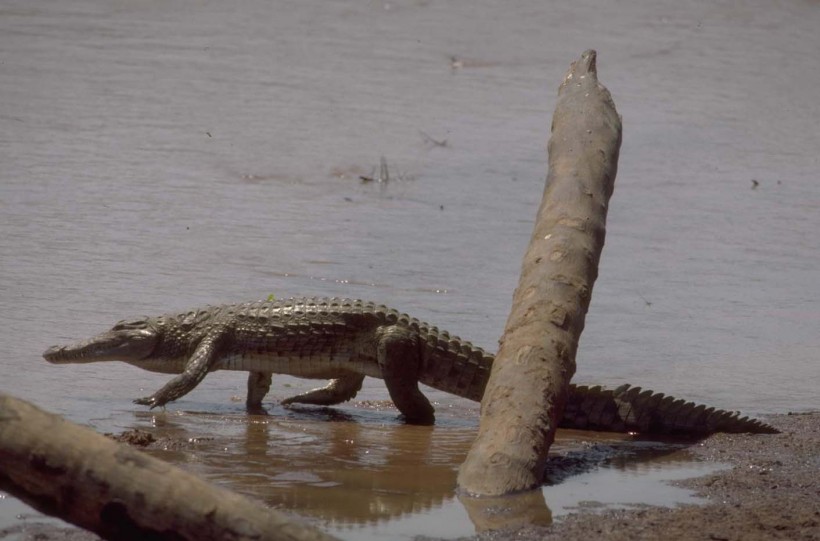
[280,374,365,407]
[246,371,272,413]
[377,325,435,425]
[134,331,225,409]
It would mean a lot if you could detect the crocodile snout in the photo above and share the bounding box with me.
[43,345,66,363]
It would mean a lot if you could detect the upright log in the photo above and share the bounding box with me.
[458,50,622,496]
[0,393,338,541]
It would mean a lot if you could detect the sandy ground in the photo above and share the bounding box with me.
[2,413,817,541]
[471,412,820,541]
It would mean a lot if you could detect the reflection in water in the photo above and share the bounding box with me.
[459,490,552,533]
[139,408,469,526]
[124,407,720,539]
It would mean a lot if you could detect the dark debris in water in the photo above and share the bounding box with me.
[543,440,688,485]
[104,429,215,450]
[104,429,155,447]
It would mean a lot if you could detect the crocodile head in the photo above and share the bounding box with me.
[43,317,160,364]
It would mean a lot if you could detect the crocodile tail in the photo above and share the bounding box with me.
[561,384,779,435]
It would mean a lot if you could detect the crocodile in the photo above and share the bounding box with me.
[43,297,777,435]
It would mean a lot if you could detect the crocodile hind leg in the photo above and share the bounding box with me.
[377,325,435,425]
[246,372,272,414]
[280,374,365,407]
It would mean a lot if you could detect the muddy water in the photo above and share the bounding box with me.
[1,0,818,538]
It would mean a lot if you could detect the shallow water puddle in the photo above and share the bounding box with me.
[0,404,728,540]
[129,408,726,540]
[319,454,725,540]
[545,455,726,516]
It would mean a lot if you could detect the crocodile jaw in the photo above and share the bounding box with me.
[43,328,158,364]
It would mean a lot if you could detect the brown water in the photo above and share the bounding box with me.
[1,0,818,538]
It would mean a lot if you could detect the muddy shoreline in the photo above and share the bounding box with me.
[470,411,819,541]
[3,412,817,541]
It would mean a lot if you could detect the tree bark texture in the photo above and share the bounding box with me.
[0,393,338,541]
[458,50,622,496]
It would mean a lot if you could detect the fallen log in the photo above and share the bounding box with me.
[458,50,622,496]
[0,393,338,541]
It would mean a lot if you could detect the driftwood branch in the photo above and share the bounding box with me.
[0,393,338,541]
[458,50,622,496]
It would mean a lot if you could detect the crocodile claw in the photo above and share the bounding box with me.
[134,396,163,409]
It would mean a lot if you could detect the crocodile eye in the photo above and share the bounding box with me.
[179,311,199,331]
[112,318,150,331]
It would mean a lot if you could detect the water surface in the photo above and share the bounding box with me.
[1,0,818,538]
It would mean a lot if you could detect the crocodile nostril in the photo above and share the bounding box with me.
[43,345,65,362]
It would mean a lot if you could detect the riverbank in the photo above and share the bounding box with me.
[474,411,819,541]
